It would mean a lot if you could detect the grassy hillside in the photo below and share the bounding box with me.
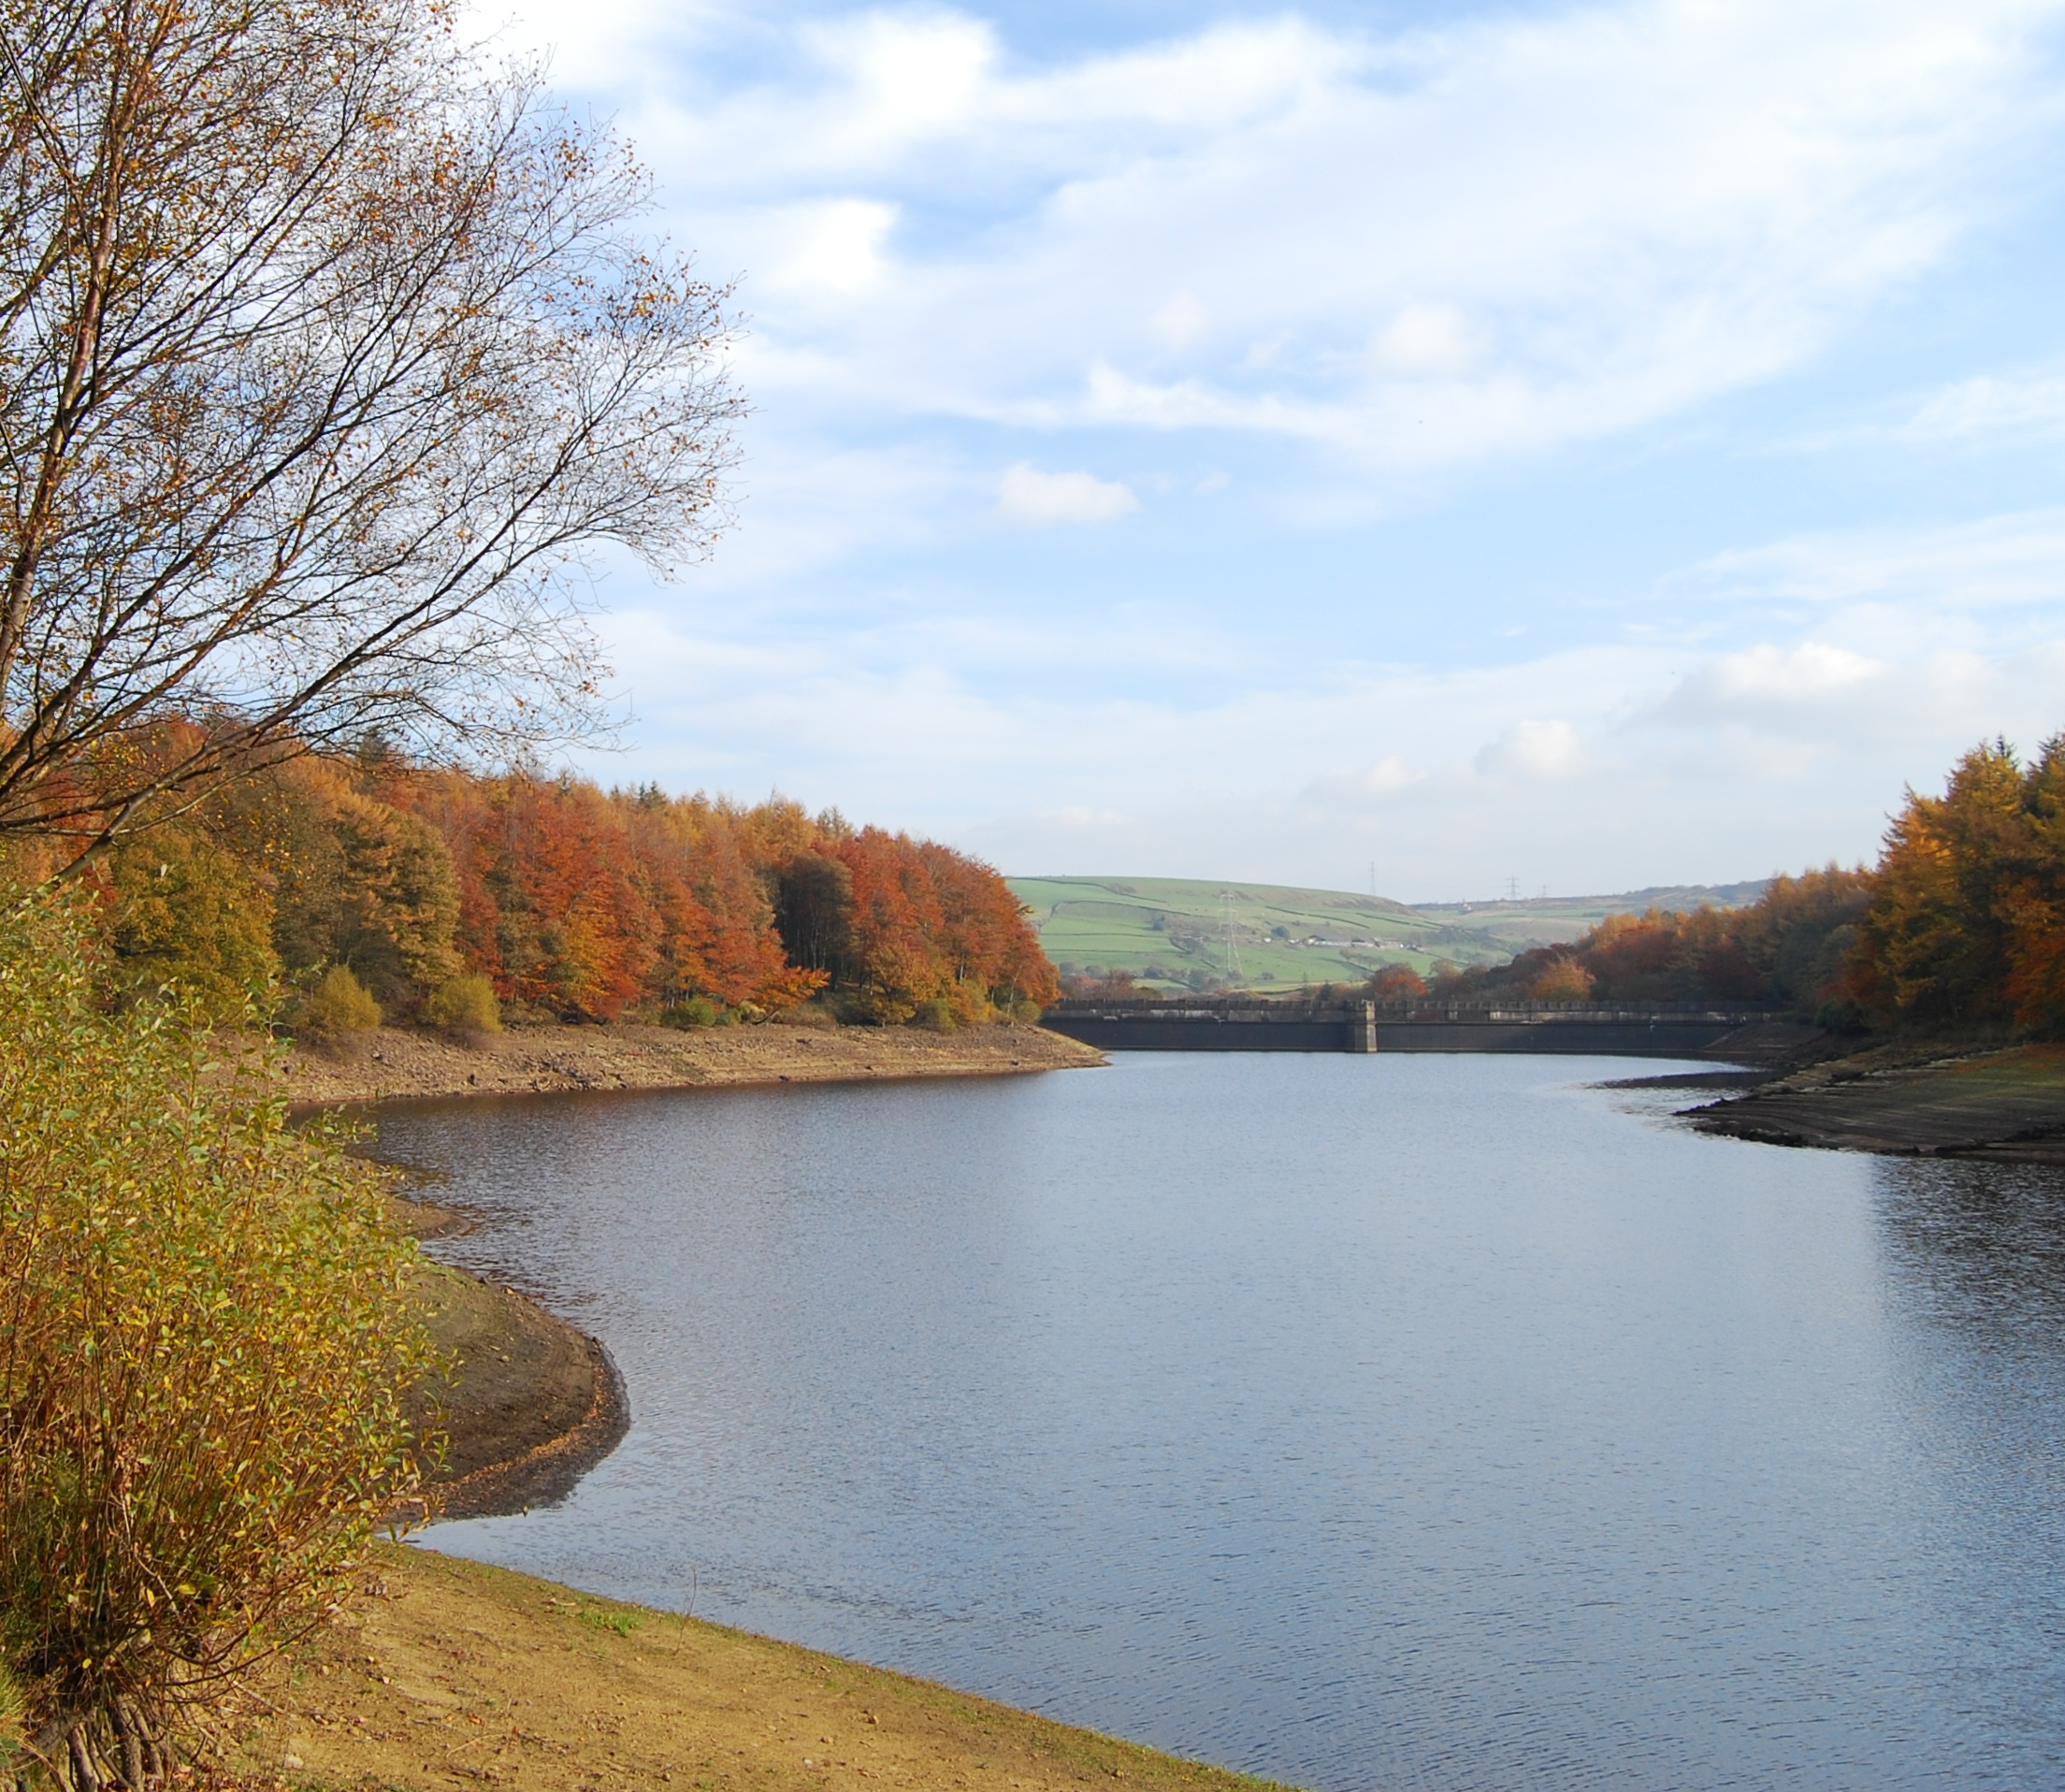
[1009,875,1769,993]
[1408,882,1770,953]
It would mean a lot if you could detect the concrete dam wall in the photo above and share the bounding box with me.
[1042,1000,1817,1061]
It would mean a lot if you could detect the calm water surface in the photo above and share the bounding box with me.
[379,1054,2065,1790]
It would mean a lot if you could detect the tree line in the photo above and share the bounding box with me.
[1372,737,2065,1035]
[47,733,1058,1033]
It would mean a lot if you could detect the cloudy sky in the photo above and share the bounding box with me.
[494,0,2065,899]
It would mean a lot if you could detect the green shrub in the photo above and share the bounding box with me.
[296,963,382,1038]
[769,1001,838,1030]
[424,972,501,1034]
[0,895,430,1780]
[913,996,957,1031]
[659,994,722,1028]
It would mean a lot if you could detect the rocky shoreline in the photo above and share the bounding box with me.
[288,1017,1105,1106]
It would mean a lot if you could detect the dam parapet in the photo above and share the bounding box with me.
[1042,996,1820,1061]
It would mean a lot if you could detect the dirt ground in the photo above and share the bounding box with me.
[285,1021,1105,1107]
[216,1545,1287,1792]
[1685,1039,2065,1162]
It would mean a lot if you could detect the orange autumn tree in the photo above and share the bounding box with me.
[1849,737,2065,1033]
[363,772,1050,1025]
[812,828,1058,1024]
[61,747,1064,1029]
[378,773,818,1021]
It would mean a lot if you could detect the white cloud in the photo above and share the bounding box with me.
[566,0,2063,472]
[1375,304,1476,374]
[1896,368,2065,443]
[763,198,899,297]
[1475,718,1588,780]
[1668,509,2065,613]
[1362,754,1417,796]
[994,463,1140,526]
[1304,755,1422,805]
[1150,292,1211,351]
[1699,642,1888,705]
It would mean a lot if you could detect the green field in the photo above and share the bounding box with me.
[1009,875,1769,992]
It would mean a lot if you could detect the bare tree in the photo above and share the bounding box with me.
[0,0,740,861]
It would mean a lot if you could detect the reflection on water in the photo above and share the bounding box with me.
[379,1055,2065,1791]
[1875,1156,2065,1326]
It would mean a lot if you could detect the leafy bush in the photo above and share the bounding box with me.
[770,1001,838,1030]
[658,994,723,1028]
[296,963,383,1038]
[0,895,430,1782]
[101,829,281,1024]
[424,973,501,1035]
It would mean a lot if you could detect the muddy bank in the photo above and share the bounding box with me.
[289,1018,1105,1106]
[393,1198,628,1523]
[1684,1040,2065,1163]
[405,1261,628,1521]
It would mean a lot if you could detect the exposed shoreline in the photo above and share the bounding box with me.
[288,1017,1106,1106]
[1678,1038,2065,1163]
[401,1243,631,1524]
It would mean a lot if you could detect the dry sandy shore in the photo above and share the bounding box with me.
[286,1019,1105,1106]
[216,1545,1287,1792]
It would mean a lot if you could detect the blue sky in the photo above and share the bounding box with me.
[491,0,2065,899]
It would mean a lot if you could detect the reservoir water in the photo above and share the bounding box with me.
[379,1052,2065,1790]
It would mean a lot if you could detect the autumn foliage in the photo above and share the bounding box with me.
[1847,738,2065,1033]
[63,750,1056,1031]
[1391,733,2065,1036]
[1398,866,1876,1019]
[0,897,428,1779]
